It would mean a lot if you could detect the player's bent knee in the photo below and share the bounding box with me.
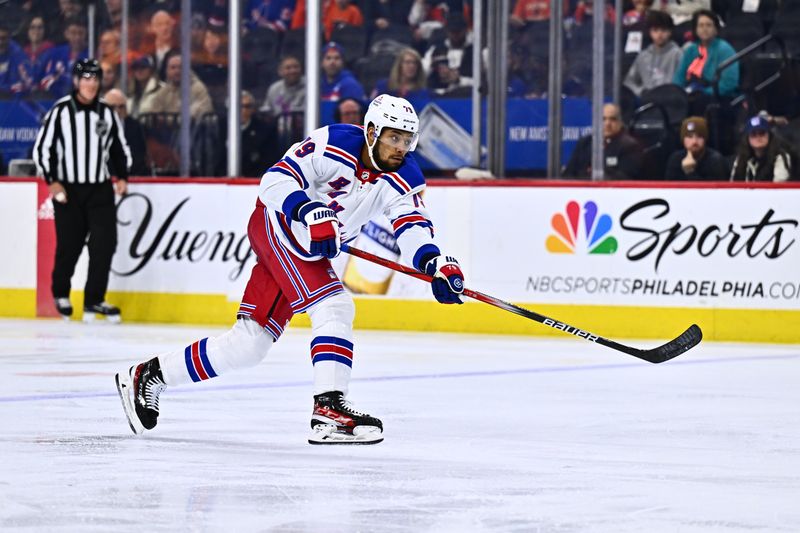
[308,291,355,327]
[216,317,273,368]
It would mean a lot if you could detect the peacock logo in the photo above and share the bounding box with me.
[546,200,618,254]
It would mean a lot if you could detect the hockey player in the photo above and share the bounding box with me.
[115,95,465,444]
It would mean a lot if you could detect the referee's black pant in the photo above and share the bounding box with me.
[52,181,117,307]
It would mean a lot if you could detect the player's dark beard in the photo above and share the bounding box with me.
[372,143,403,172]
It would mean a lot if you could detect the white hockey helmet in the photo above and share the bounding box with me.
[363,94,420,153]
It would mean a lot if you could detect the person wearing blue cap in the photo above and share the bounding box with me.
[730,115,795,182]
[320,41,365,102]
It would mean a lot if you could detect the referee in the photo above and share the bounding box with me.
[33,59,132,322]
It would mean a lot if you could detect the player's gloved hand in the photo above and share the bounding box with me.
[298,201,341,258]
[424,255,464,304]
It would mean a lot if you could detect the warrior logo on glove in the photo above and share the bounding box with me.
[298,201,341,258]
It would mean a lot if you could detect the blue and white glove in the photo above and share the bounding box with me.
[424,255,464,304]
[297,201,341,258]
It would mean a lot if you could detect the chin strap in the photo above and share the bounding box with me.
[364,130,384,172]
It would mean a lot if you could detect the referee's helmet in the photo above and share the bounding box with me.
[73,59,103,80]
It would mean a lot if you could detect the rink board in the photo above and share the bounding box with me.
[1,177,799,343]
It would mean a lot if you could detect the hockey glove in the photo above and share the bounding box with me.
[424,255,464,304]
[298,201,341,258]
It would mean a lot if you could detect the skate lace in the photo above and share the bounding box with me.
[145,376,167,411]
[341,398,368,417]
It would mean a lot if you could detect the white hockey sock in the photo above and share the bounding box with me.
[158,318,274,386]
[307,292,355,395]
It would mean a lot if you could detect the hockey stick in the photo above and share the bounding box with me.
[341,244,702,364]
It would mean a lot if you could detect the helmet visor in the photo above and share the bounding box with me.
[378,129,419,153]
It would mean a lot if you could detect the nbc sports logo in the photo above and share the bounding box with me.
[546,200,618,254]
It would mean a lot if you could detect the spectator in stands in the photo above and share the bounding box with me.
[673,10,738,99]
[665,116,727,180]
[148,10,178,81]
[51,0,84,44]
[39,17,88,96]
[662,0,710,26]
[730,115,794,182]
[427,45,469,95]
[143,51,214,119]
[363,0,414,32]
[4,0,39,43]
[195,18,228,107]
[238,90,272,177]
[510,0,569,27]
[422,12,473,83]
[623,0,652,27]
[23,16,54,77]
[100,60,119,95]
[408,0,447,42]
[563,103,644,179]
[104,88,151,176]
[98,29,122,66]
[371,48,429,100]
[624,11,682,97]
[260,54,306,117]
[573,0,616,26]
[0,25,33,94]
[323,0,364,41]
[127,55,163,118]
[508,43,543,97]
[320,41,365,102]
[105,0,123,29]
[333,97,364,125]
[247,0,295,32]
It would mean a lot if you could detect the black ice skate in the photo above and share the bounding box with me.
[54,298,73,320]
[115,357,166,435]
[83,302,121,323]
[308,391,383,445]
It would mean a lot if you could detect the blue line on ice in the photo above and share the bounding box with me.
[0,353,797,404]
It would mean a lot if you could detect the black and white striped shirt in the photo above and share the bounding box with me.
[33,94,132,185]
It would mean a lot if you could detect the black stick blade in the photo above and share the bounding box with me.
[635,324,703,364]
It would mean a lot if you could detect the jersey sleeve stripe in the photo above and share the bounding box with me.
[380,172,412,194]
[283,157,309,188]
[267,165,302,185]
[323,150,357,172]
[274,160,306,188]
[326,145,358,166]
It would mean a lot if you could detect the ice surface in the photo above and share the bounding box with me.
[0,318,798,532]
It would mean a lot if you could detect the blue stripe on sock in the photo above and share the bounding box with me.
[310,336,354,350]
[185,345,201,383]
[312,353,353,368]
[198,337,217,378]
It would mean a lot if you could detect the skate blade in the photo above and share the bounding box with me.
[308,424,383,445]
[83,313,122,324]
[115,371,144,435]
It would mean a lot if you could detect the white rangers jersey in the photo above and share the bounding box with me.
[257,124,440,271]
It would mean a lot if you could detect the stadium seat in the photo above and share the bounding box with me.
[354,53,396,96]
[628,102,674,180]
[281,29,307,62]
[640,84,689,131]
[330,24,368,66]
[720,13,765,51]
[369,25,414,49]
